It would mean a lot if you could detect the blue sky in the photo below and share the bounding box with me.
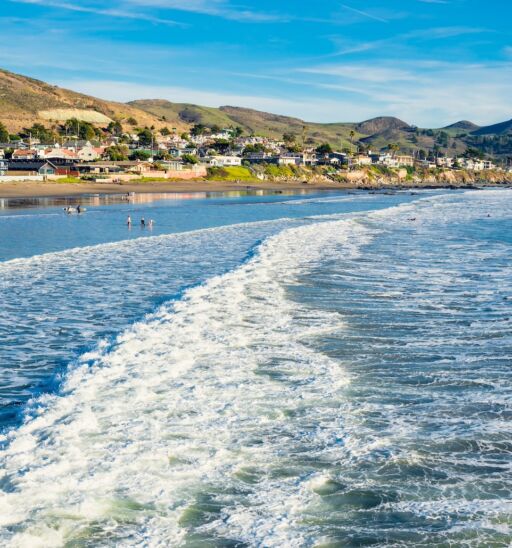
[1,0,511,126]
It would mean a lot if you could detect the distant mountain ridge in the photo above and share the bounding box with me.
[355,117,410,134]
[0,68,511,157]
[443,120,480,131]
[472,119,512,136]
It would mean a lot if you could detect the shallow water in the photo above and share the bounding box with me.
[0,189,510,546]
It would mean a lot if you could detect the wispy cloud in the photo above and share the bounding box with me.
[292,58,512,126]
[339,3,388,23]
[123,0,284,22]
[8,0,184,25]
[299,64,418,83]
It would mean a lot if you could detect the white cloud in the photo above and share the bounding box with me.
[294,59,512,126]
[123,0,284,22]
[8,0,183,25]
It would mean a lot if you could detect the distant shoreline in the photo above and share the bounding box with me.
[0,178,509,200]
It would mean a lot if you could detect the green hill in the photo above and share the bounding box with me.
[1,68,512,158]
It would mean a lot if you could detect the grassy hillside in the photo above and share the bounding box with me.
[1,68,512,159]
[0,69,166,132]
[129,99,363,147]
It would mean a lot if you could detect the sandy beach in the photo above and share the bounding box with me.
[0,179,356,199]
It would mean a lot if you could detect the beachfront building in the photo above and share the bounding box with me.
[353,154,373,166]
[459,158,495,171]
[77,146,104,161]
[5,160,59,176]
[436,157,455,168]
[277,152,317,166]
[396,155,415,167]
[278,155,301,166]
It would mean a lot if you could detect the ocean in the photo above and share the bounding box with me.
[0,188,510,546]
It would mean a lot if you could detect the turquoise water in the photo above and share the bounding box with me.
[0,189,510,546]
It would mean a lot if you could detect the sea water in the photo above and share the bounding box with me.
[0,189,510,546]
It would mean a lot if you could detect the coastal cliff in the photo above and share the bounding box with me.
[212,164,512,189]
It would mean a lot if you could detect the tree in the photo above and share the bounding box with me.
[316,143,333,155]
[243,143,267,155]
[182,153,199,165]
[190,124,207,136]
[105,145,129,161]
[154,150,171,161]
[0,122,9,143]
[283,133,296,144]
[287,143,302,153]
[61,118,98,141]
[464,147,485,160]
[387,143,400,157]
[107,120,123,136]
[349,130,356,147]
[160,127,171,136]
[21,123,57,144]
[232,126,243,138]
[211,139,231,154]
[130,150,152,161]
[126,117,138,126]
[137,128,154,147]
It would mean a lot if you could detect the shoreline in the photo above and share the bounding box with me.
[0,178,508,200]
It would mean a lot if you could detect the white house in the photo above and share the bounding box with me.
[353,154,372,166]
[77,146,103,161]
[207,155,242,167]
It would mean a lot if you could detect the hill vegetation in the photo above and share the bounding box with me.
[1,68,512,159]
[0,68,169,133]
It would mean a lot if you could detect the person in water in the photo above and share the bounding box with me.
[127,215,132,227]
[76,205,81,214]
[140,217,145,227]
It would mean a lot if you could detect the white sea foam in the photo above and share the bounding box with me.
[2,188,512,546]
[0,217,371,547]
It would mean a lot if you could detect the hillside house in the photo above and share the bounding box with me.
[40,148,79,161]
[12,149,38,160]
[206,156,242,167]
[62,140,94,150]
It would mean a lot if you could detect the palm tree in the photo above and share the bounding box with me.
[349,130,355,153]
[387,143,399,157]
